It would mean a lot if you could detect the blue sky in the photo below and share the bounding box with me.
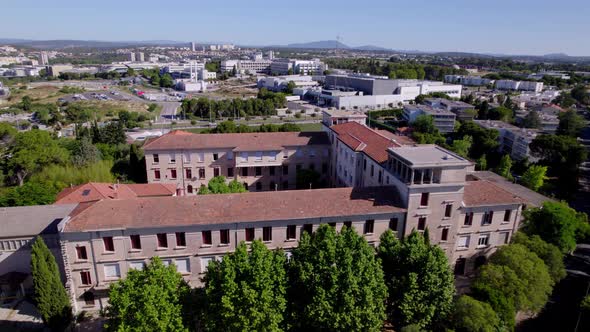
[2,0,589,55]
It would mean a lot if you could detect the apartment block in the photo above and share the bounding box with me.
[403,104,457,133]
[58,187,406,312]
[142,130,331,193]
[474,120,538,161]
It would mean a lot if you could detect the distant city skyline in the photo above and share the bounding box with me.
[2,0,590,56]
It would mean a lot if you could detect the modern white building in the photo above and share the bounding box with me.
[445,75,494,86]
[270,58,327,75]
[257,75,319,92]
[403,104,456,133]
[474,120,539,161]
[221,59,272,74]
[495,80,543,93]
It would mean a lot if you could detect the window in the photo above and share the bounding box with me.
[286,225,296,240]
[76,246,88,260]
[170,169,177,179]
[263,227,272,242]
[457,235,470,249]
[255,167,262,176]
[389,218,398,231]
[241,167,248,177]
[296,148,303,157]
[363,159,367,170]
[82,189,91,196]
[157,233,168,248]
[464,212,473,226]
[255,151,263,161]
[201,257,214,272]
[309,149,316,158]
[503,209,512,222]
[241,152,248,162]
[153,154,159,163]
[378,170,382,182]
[103,237,114,252]
[227,152,233,160]
[83,291,95,306]
[500,232,510,244]
[175,258,190,273]
[370,164,374,176]
[441,228,449,241]
[187,185,193,194]
[213,153,218,161]
[283,150,289,159]
[245,228,255,242]
[420,193,429,206]
[199,168,205,179]
[220,229,230,245]
[80,271,91,285]
[418,217,427,230]
[444,204,453,218]
[104,264,121,279]
[269,166,275,176]
[202,231,212,245]
[477,234,490,247]
[154,169,161,180]
[129,261,145,270]
[268,151,277,161]
[197,152,204,162]
[185,168,192,179]
[282,165,289,175]
[364,220,374,234]
[255,182,262,191]
[482,211,494,226]
[303,224,313,234]
[214,167,220,177]
[227,167,234,177]
[169,154,176,163]
[130,235,141,250]
[344,221,352,229]
[176,232,186,247]
[183,153,190,163]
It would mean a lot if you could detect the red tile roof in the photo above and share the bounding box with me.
[143,130,330,151]
[331,122,401,163]
[463,180,524,207]
[63,187,405,232]
[54,183,177,204]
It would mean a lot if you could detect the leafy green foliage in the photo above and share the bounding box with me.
[198,176,247,195]
[456,121,500,159]
[450,135,473,157]
[411,115,445,144]
[203,241,287,332]
[30,236,72,330]
[487,106,513,122]
[6,129,69,186]
[30,160,115,187]
[0,181,62,207]
[495,154,513,180]
[105,257,191,332]
[476,154,488,171]
[470,269,517,331]
[451,295,501,332]
[181,92,286,119]
[522,110,542,129]
[288,225,387,331]
[70,137,102,167]
[557,110,586,137]
[520,165,547,191]
[511,232,566,284]
[522,201,589,253]
[377,230,454,329]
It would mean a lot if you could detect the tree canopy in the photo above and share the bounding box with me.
[198,176,247,195]
[511,232,566,284]
[451,295,501,332]
[105,257,191,332]
[557,110,586,137]
[377,230,454,329]
[520,164,547,191]
[495,154,513,180]
[203,241,287,332]
[288,225,387,331]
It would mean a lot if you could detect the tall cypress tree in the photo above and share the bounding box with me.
[30,236,72,330]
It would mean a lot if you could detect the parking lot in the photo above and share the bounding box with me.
[58,90,131,103]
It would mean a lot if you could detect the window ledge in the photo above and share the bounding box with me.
[128,249,141,253]
[174,246,187,250]
[103,251,115,255]
[285,239,297,242]
[218,243,230,247]
[476,245,490,249]
[456,247,469,251]
[155,248,168,251]
[263,240,272,244]
[201,244,212,248]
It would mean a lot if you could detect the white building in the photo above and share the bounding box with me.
[270,58,327,75]
[495,80,543,93]
[220,59,272,74]
[257,75,319,92]
[445,75,494,86]
[403,104,456,133]
[474,120,538,161]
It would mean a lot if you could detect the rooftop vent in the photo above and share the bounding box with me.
[442,154,449,160]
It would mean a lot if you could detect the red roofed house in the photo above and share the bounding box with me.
[54,182,177,204]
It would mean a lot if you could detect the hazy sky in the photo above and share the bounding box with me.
[2,0,589,55]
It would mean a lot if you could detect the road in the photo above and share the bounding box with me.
[157,102,180,122]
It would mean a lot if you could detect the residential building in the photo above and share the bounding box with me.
[495,80,543,93]
[142,130,331,193]
[58,187,406,312]
[220,59,272,74]
[444,75,494,86]
[128,52,136,62]
[39,52,49,66]
[321,109,367,128]
[54,183,178,204]
[257,75,319,92]
[403,104,456,133]
[474,120,539,161]
[514,110,559,134]
[270,58,327,75]
[423,98,476,121]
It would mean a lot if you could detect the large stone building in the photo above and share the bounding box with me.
[142,130,331,193]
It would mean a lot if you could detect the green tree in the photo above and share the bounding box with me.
[471,265,517,330]
[285,80,296,94]
[21,95,32,111]
[522,110,542,129]
[456,121,500,159]
[476,154,488,171]
[553,92,576,108]
[204,241,287,332]
[522,201,589,253]
[495,154,513,180]
[128,143,147,183]
[488,106,513,122]
[478,100,489,119]
[160,73,174,88]
[412,114,437,134]
[288,225,387,331]
[570,85,590,105]
[451,295,501,332]
[0,181,62,206]
[198,176,247,194]
[520,164,547,191]
[105,257,190,332]
[450,135,473,158]
[7,130,69,186]
[488,244,553,312]
[511,232,566,284]
[30,236,72,330]
[71,137,101,167]
[377,230,454,329]
[557,110,585,137]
